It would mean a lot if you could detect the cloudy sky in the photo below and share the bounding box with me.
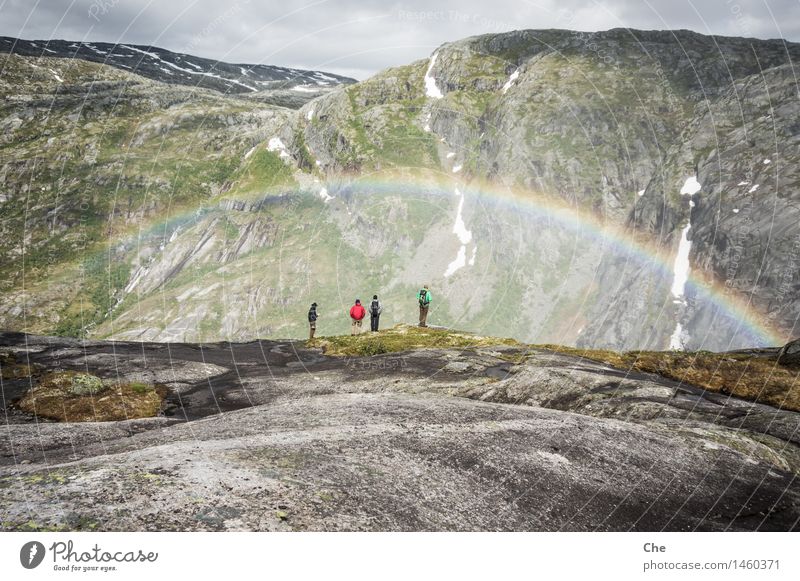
[1,0,798,79]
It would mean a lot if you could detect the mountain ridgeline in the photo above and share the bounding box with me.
[1,29,798,350]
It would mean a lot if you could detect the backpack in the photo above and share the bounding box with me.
[418,289,429,307]
[308,308,317,322]
[371,300,380,316]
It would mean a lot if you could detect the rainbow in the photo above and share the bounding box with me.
[128,169,787,348]
[337,171,787,348]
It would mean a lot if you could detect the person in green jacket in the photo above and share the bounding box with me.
[417,285,431,327]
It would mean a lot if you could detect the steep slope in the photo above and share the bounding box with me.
[581,63,800,350]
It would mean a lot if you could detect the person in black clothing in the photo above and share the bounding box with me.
[369,295,382,332]
[308,302,318,340]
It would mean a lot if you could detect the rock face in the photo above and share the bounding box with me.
[2,29,800,350]
[1,332,798,531]
[580,63,800,351]
[778,337,800,366]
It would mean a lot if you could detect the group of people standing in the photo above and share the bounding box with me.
[306,285,432,340]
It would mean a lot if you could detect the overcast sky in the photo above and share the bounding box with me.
[1,0,799,79]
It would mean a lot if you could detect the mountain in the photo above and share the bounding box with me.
[2,327,798,531]
[1,29,799,351]
[0,37,356,107]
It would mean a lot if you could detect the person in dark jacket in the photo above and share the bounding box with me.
[369,295,383,332]
[349,299,366,335]
[307,302,318,340]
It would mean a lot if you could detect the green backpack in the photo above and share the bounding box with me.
[418,289,429,307]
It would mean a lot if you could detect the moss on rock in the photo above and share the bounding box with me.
[17,371,165,422]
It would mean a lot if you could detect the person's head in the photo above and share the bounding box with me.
[373,295,378,300]
[355,299,361,305]
[311,302,317,308]
[423,284,429,290]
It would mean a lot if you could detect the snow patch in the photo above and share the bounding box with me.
[748,184,760,194]
[680,176,701,196]
[468,245,477,266]
[637,189,645,196]
[669,323,688,350]
[422,111,432,132]
[444,246,466,277]
[737,181,750,186]
[267,137,291,160]
[306,107,314,121]
[424,53,443,99]
[48,69,64,83]
[444,189,474,277]
[452,165,462,173]
[452,189,472,245]
[292,85,317,93]
[501,69,519,94]
[319,187,334,203]
[313,71,339,82]
[668,176,699,350]
[446,152,455,159]
[123,45,257,91]
[671,223,692,302]
[244,145,257,160]
[733,208,739,214]
[763,158,771,165]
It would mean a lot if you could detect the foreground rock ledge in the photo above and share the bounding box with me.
[1,332,798,531]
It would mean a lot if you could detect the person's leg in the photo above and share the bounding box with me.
[357,320,363,334]
[421,306,428,327]
[351,319,356,335]
[419,306,424,326]
[375,314,380,331]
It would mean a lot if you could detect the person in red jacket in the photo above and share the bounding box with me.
[349,299,366,335]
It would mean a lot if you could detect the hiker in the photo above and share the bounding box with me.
[417,285,431,327]
[349,299,366,335]
[369,294,383,332]
[307,302,318,340]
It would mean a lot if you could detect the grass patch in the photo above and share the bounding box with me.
[17,371,165,422]
[231,148,296,194]
[537,345,800,413]
[317,324,517,356]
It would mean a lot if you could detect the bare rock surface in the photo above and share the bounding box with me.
[1,332,798,531]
